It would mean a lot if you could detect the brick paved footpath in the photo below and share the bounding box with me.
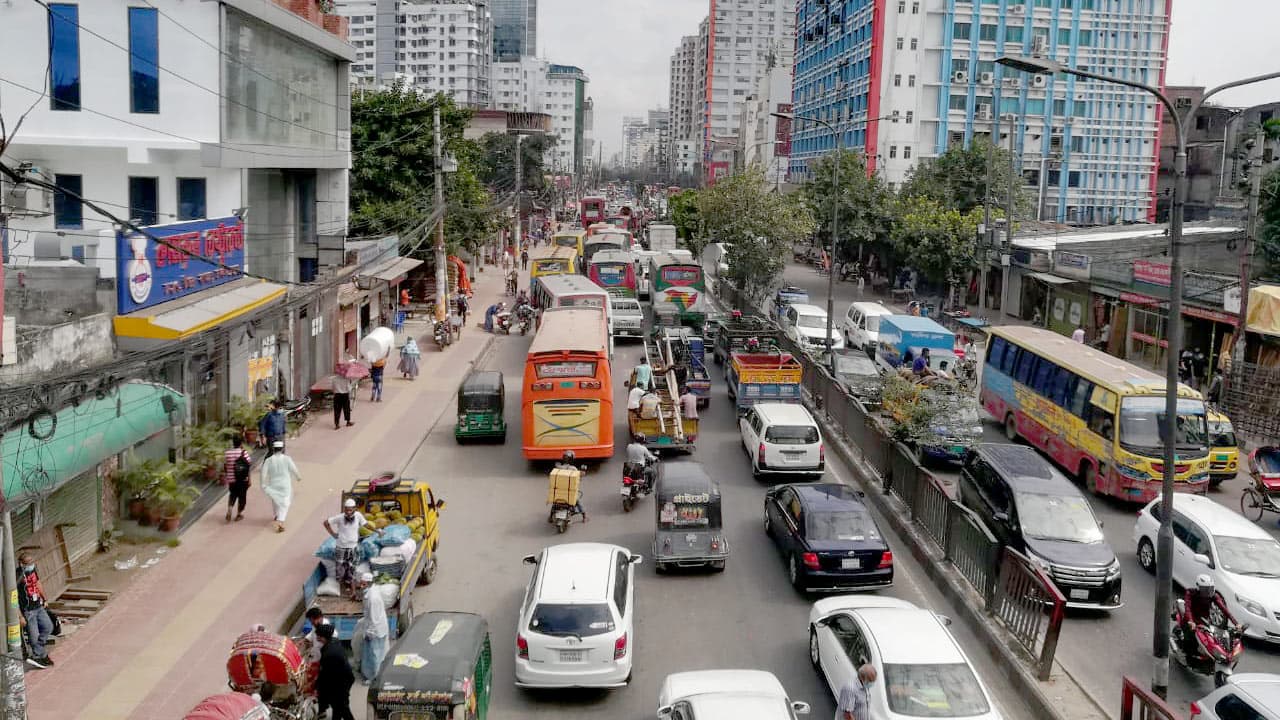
[25,255,525,720]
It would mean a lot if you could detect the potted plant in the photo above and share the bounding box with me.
[150,462,202,533]
[113,455,162,522]
[228,396,271,445]
[181,422,233,480]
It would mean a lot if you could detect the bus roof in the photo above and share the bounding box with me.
[539,246,578,261]
[529,308,608,355]
[554,229,587,239]
[591,250,635,264]
[536,273,607,295]
[650,251,698,266]
[990,325,1201,398]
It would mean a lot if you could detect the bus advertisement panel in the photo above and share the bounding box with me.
[649,253,706,314]
[522,308,614,460]
[980,325,1210,502]
[588,250,637,298]
[580,197,606,228]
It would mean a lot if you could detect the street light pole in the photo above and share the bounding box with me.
[998,53,1280,698]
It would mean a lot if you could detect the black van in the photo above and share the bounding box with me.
[958,443,1122,610]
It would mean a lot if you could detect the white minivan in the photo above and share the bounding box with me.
[515,542,643,688]
[739,403,825,478]
[842,302,893,352]
[783,304,845,351]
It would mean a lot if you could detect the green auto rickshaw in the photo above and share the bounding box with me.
[368,611,493,720]
[454,370,506,443]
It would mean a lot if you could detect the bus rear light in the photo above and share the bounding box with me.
[579,380,601,389]
[531,381,554,391]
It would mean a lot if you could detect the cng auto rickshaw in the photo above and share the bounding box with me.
[1207,409,1239,488]
[368,611,493,720]
[455,370,506,443]
[653,460,728,573]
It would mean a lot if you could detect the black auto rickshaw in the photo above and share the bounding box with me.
[652,460,728,573]
[454,370,506,443]
[368,611,493,720]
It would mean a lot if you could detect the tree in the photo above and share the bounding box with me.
[669,189,699,241]
[475,132,557,195]
[890,195,983,298]
[1256,166,1280,277]
[801,150,895,267]
[898,138,1027,215]
[696,168,816,303]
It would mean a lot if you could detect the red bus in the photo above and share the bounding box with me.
[588,250,638,299]
[580,196,606,228]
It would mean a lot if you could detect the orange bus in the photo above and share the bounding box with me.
[522,307,615,461]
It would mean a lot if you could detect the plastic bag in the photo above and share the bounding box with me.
[377,524,412,547]
[320,557,336,578]
[376,583,398,609]
[114,556,138,571]
[358,536,381,562]
[398,538,417,561]
[315,537,337,559]
[316,577,341,597]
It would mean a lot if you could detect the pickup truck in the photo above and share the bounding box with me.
[302,474,445,640]
[610,297,645,339]
[654,326,712,408]
[725,351,803,415]
[712,315,781,364]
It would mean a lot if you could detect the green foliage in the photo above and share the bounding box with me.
[227,395,272,433]
[669,190,700,241]
[890,196,984,285]
[1256,166,1280,278]
[696,168,816,303]
[898,138,1027,216]
[801,150,895,264]
[881,374,932,443]
[475,132,557,194]
[180,422,233,471]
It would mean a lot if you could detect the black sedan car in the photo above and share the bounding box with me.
[815,349,883,407]
[764,483,894,593]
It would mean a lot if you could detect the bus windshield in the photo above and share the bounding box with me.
[1119,397,1208,453]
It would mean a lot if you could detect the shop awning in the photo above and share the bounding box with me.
[1247,284,1280,337]
[113,278,287,341]
[2,382,185,503]
[367,256,423,284]
[1029,272,1077,286]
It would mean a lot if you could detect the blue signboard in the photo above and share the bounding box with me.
[116,217,245,314]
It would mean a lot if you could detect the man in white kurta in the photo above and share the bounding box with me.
[260,441,301,532]
[358,571,389,682]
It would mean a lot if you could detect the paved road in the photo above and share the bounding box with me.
[767,260,1280,710]
[400,326,1038,720]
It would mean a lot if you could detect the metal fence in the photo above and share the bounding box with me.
[716,282,1066,679]
[1120,676,1183,720]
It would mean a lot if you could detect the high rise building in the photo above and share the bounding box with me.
[789,0,1171,224]
[337,0,493,108]
[698,0,796,183]
[621,116,651,169]
[492,59,590,174]
[649,109,673,176]
[736,47,793,188]
[668,35,702,175]
[492,0,537,61]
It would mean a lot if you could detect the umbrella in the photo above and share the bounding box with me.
[182,693,270,720]
[337,362,370,380]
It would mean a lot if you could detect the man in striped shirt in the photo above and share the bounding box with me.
[224,436,252,522]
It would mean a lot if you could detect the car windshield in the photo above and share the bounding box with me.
[529,603,614,637]
[883,663,992,717]
[796,314,827,329]
[807,510,880,542]
[864,314,881,332]
[1119,397,1208,452]
[1215,536,1280,578]
[1207,420,1236,448]
[766,425,819,444]
[1015,493,1105,544]
[835,354,878,376]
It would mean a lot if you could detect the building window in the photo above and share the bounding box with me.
[898,1,906,11]
[128,7,160,113]
[128,177,159,226]
[903,146,912,159]
[889,146,897,159]
[910,38,918,50]
[896,37,903,50]
[979,24,999,41]
[177,178,207,221]
[953,23,971,40]
[949,94,968,110]
[905,110,914,123]
[951,58,969,73]
[911,2,919,13]
[894,74,901,87]
[53,174,83,229]
[48,4,81,111]
[908,75,916,87]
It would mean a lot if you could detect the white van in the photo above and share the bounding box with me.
[842,302,893,351]
[516,542,643,688]
[610,297,644,338]
[739,403,825,478]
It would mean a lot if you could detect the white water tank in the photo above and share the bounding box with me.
[359,327,394,363]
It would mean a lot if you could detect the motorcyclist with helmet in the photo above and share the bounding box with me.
[625,433,658,493]
[1181,574,1237,656]
[554,451,587,521]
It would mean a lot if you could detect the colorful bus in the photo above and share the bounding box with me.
[980,325,1210,502]
[533,274,614,358]
[588,249,638,299]
[582,233,626,272]
[648,252,707,322]
[522,307,615,461]
[580,196,606,228]
[552,229,587,258]
[529,246,577,294]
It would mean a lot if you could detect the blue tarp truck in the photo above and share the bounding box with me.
[875,316,958,375]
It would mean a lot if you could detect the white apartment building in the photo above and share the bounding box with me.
[622,116,651,169]
[736,49,792,188]
[668,35,701,157]
[492,58,589,174]
[673,140,698,176]
[338,0,493,108]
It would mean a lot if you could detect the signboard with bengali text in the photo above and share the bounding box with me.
[116,217,245,314]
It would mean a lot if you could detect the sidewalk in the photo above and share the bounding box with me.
[24,255,520,720]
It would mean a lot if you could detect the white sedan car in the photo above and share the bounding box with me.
[808,596,1003,720]
[658,669,811,720]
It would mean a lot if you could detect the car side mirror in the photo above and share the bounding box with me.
[630,554,644,565]
[522,554,537,566]
[1193,553,1211,567]
[1098,520,1104,529]
[791,701,812,715]
[434,500,446,512]
[657,706,674,719]
[935,613,953,627]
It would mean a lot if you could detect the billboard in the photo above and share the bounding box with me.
[116,217,245,314]
[775,103,793,157]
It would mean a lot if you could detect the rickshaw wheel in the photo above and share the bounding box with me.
[1241,488,1266,523]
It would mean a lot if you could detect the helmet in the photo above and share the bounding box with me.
[561,451,575,463]
[1195,574,1215,600]
[633,433,646,443]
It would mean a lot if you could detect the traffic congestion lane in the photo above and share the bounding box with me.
[402,329,1037,720]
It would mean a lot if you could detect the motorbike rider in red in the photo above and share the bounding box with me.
[1182,574,1236,656]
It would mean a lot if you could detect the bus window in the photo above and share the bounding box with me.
[986,337,1005,365]
[1015,351,1036,385]
[1070,380,1092,418]
[1088,407,1114,440]
[1033,358,1057,395]
[1000,345,1020,374]
[1051,368,1076,407]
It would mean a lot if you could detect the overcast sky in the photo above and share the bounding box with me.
[538,0,1280,160]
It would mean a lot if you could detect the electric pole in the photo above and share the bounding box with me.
[514,134,525,257]
[1233,126,1265,370]
[1003,114,1018,319]
[433,106,449,322]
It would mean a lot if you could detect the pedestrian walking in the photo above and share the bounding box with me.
[260,442,301,532]
[835,664,876,720]
[369,360,385,402]
[314,624,356,720]
[456,294,470,327]
[501,249,511,271]
[358,571,389,683]
[632,357,654,391]
[224,435,252,522]
[332,369,354,429]
[324,499,380,595]
[17,552,55,669]
[484,302,505,333]
[520,248,529,270]
[398,337,421,380]
[258,400,286,456]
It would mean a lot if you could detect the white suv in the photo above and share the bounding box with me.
[740,403,825,478]
[784,304,845,351]
[842,302,892,351]
[515,542,642,688]
[1191,673,1280,719]
[1133,494,1280,643]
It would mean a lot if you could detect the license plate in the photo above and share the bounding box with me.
[558,650,584,662]
[1069,589,1090,600]
[841,558,861,570]
[553,510,568,520]
[620,486,632,495]
[951,445,966,455]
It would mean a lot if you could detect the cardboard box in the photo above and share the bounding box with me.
[547,467,581,505]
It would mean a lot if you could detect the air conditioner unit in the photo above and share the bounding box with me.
[1003,77,1020,87]
[1032,35,1048,55]
[977,104,993,121]
[979,72,994,85]
[1009,4,1025,13]
[1031,74,1047,88]
[952,70,969,83]
[1,166,52,216]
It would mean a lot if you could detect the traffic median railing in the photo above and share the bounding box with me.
[993,548,1066,681]
[1120,676,1182,720]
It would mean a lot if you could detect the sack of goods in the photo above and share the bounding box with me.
[370,554,405,579]
[375,581,398,609]
[315,537,337,559]
[377,523,412,547]
[317,577,342,597]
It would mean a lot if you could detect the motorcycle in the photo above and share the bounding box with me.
[548,464,589,534]
[955,357,978,390]
[433,320,452,350]
[495,311,514,335]
[280,396,311,426]
[514,304,535,336]
[621,458,658,512]
[1170,595,1246,687]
